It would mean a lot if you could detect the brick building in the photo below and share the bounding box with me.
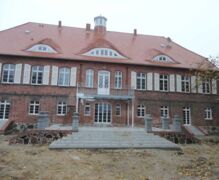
[0,16,218,128]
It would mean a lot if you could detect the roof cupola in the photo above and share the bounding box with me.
[94,15,107,33]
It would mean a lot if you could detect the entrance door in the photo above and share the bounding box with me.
[183,107,191,125]
[98,71,110,95]
[94,103,112,123]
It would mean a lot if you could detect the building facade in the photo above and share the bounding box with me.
[0,16,218,128]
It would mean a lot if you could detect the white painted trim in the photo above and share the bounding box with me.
[43,65,50,85]
[176,75,181,92]
[70,67,77,87]
[23,64,31,84]
[169,74,175,92]
[51,66,58,85]
[131,71,136,89]
[147,72,153,90]
[154,73,160,91]
[14,64,22,84]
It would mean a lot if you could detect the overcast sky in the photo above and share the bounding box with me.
[0,0,219,58]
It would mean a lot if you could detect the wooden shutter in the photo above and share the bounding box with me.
[51,66,58,85]
[176,75,181,92]
[170,74,175,92]
[14,64,22,84]
[23,64,31,84]
[197,77,202,94]
[70,67,77,86]
[147,72,153,90]
[0,63,2,81]
[154,73,160,91]
[131,71,136,89]
[212,79,217,94]
[43,65,50,85]
[191,76,196,93]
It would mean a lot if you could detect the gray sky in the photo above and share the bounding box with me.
[1,0,219,58]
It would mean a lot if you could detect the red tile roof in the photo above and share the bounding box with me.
[0,22,208,69]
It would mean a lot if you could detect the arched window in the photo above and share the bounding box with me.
[31,66,44,84]
[86,69,94,88]
[27,44,57,53]
[2,64,15,83]
[153,55,173,63]
[83,48,126,59]
[137,104,145,117]
[58,67,70,86]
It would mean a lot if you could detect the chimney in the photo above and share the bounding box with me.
[86,23,91,31]
[134,29,137,36]
[58,21,62,28]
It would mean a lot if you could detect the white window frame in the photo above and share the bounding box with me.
[58,67,70,86]
[83,48,126,59]
[31,66,44,85]
[115,104,121,116]
[115,71,122,89]
[136,73,146,90]
[85,69,94,88]
[204,107,213,120]
[29,101,40,115]
[160,106,169,118]
[0,100,10,120]
[57,101,67,116]
[202,79,211,94]
[2,64,15,83]
[137,104,145,117]
[84,103,91,116]
[27,44,57,53]
[183,107,191,125]
[153,55,174,63]
[159,74,169,92]
[181,76,190,93]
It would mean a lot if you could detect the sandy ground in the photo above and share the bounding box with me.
[0,135,219,180]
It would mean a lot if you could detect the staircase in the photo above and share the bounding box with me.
[0,120,10,134]
[183,125,205,137]
[49,127,180,150]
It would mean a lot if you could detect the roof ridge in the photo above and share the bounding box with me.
[0,22,33,32]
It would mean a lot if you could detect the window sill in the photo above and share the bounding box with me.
[205,118,213,120]
[28,114,39,116]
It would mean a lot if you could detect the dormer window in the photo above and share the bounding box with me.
[153,55,173,63]
[159,56,167,61]
[83,48,126,59]
[27,44,57,53]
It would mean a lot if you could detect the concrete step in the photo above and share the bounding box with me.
[49,127,180,150]
[184,125,205,136]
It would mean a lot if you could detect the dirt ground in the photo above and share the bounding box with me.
[0,135,219,180]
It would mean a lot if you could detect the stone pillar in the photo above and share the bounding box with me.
[72,112,79,132]
[144,114,152,133]
[173,115,182,132]
[162,116,169,129]
[37,112,49,129]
